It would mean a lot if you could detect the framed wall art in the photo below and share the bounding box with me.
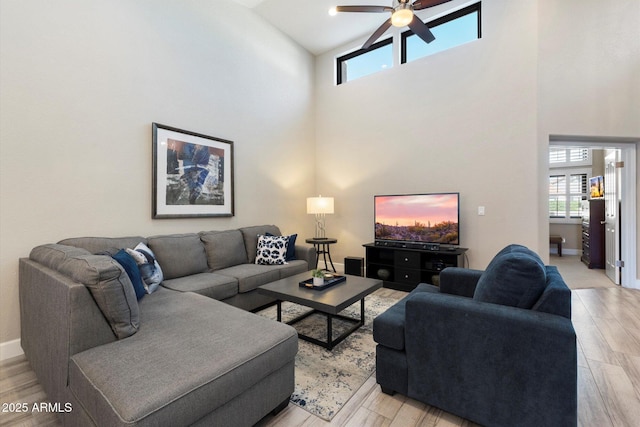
[152,123,234,218]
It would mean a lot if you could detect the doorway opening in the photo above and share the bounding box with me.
[549,135,637,289]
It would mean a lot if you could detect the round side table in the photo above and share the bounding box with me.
[305,238,337,272]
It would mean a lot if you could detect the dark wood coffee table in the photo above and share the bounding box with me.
[258,272,383,350]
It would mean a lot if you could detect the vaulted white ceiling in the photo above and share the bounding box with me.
[230,0,459,55]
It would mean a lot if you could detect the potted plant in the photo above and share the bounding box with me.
[311,269,324,287]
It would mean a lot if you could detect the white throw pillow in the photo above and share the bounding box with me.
[255,235,289,265]
[126,243,163,293]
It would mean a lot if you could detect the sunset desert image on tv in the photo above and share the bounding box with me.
[375,194,459,244]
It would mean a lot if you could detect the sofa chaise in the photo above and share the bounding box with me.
[19,225,315,426]
[373,244,577,427]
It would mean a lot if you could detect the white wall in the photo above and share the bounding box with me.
[314,0,540,269]
[0,0,316,351]
[2,0,639,355]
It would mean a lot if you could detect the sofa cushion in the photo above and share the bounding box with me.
[200,230,249,270]
[68,290,297,427]
[473,245,547,309]
[147,234,208,280]
[161,273,238,300]
[239,225,281,263]
[274,259,309,278]
[255,235,289,265]
[30,244,139,339]
[112,249,146,301]
[58,236,147,254]
[215,264,281,293]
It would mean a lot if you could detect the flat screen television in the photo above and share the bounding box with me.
[375,193,460,245]
[589,176,604,199]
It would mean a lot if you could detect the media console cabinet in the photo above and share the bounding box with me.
[363,243,468,292]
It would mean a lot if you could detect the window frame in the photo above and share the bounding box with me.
[549,147,592,168]
[548,167,591,224]
[400,2,482,64]
[336,37,394,85]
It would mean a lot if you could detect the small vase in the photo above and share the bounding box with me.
[313,277,324,287]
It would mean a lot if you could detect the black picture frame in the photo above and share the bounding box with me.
[152,123,234,218]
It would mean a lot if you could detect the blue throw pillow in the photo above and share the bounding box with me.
[473,246,547,309]
[266,232,297,261]
[112,249,146,301]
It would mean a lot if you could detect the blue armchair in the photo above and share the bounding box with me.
[373,245,577,427]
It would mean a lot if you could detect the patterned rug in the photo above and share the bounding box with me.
[257,289,403,421]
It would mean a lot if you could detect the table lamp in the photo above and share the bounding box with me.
[307,196,334,239]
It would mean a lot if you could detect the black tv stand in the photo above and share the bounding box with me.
[363,243,468,292]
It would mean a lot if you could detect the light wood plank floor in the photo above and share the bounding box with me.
[2,256,639,427]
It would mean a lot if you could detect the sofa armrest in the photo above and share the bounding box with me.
[438,267,482,297]
[404,292,577,427]
[294,244,316,270]
[19,258,116,408]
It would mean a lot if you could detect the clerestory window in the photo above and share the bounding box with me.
[336,2,482,85]
[401,3,481,64]
[336,38,393,85]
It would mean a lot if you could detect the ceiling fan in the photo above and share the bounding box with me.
[333,0,452,50]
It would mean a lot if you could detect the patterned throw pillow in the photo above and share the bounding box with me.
[266,232,297,261]
[126,243,163,294]
[255,235,289,265]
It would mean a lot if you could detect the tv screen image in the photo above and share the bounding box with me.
[375,193,460,245]
[589,176,604,198]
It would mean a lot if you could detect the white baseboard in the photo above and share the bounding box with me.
[0,338,23,361]
[550,248,581,256]
[318,262,344,273]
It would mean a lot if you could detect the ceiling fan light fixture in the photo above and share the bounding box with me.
[391,5,413,27]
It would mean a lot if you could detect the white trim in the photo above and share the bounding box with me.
[620,145,638,289]
[0,339,23,361]
[550,248,581,256]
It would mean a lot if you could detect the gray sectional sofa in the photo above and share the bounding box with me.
[19,225,315,427]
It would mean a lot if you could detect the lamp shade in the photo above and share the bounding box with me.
[307,196,334,214]
[391,8,413,27]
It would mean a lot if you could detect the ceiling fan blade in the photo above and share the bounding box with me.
[336,5,394,13]
[362,18,392,49]
[408,16,435,43]
[412,0,452,11]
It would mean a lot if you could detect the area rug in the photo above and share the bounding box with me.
[257,289,403,421]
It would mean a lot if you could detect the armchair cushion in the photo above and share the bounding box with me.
[373,283,438,351]
[439,267,482,297]
[532,266,572,319]
[473,245,546,309]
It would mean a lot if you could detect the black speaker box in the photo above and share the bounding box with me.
[344,257,364,276]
